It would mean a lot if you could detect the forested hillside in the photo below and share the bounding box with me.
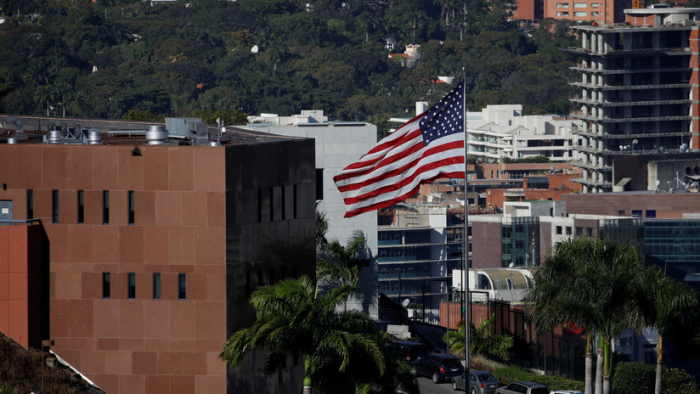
[0,0,578,130]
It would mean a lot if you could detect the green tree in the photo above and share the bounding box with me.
[645,268,698,394]
[443,314,513,361]
[525,239,652,394]
[220,276,383,394]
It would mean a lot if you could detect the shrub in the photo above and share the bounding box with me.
[493,366,584,392]
[613,362,655,394]
[613,362,697,394]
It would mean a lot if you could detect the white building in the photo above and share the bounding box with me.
[467,105,581,163]
[241,110,379,317]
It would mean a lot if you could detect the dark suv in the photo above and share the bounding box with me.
[411,353,465,383]
[386,341,428,363]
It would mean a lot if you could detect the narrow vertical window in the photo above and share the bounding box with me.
[153,273,161,300]
[52,190,59,224]
[128,191,135,225]
[102,191,109,225]
[26,189,33,220]
[102,273,111,299]
[178,273,187,300]
[128,272,135,299]
[77,190,84,224]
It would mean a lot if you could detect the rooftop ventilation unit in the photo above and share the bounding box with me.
[87,130,103,145]
[146,125,169,146]
[4,116,27,144]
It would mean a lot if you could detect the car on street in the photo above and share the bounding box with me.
[550,391,583,394]
[495,381,549,394]
[411,353,465,383]
[386,341,428,363]
[451,370,502,393]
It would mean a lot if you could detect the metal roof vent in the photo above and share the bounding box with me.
[47,129,64,144]
[4,116,27,143]
[146,125,168,146]
[87,130,103,145]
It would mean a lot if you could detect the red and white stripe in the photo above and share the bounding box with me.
[333,113,465,218]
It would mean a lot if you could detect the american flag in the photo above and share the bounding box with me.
[334,83,466,218]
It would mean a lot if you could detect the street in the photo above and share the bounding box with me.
[417,376,460,394]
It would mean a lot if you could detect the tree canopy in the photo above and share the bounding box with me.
[0,0,577,123]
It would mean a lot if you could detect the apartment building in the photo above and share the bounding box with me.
[567,8,700,192]
[544,0,620,24]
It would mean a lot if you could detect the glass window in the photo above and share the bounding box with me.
[574,11,586,16]
[576,227,583,236]
[574,2,587,6]
[26,189,33,220]
[556,226,563,235]
[557,11,570,15]
[178,273,187,300]
[103,191,110,225]
[591,2,599,6]
[102,273,110,299]
[153,273,161,300]
[618,210,625,216]
[632,210,642,218]
[557,2,570,7]
[128,191,135,225]
[646,210,656,218]
[78,190,84,224]
[566,227,572,235]
[52,190,59,224]
[128,273,136,299]
[316,169,323,201]
[591,11,599,15]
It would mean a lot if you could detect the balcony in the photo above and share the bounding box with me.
[570,98,691,107]
[570,82,689,90]
[572,114,692,123]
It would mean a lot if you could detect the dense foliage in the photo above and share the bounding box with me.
[492,365,585,392]
[612,362,697,394]
[0,0,577,125]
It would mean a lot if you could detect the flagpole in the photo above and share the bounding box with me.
[462,74,470,391]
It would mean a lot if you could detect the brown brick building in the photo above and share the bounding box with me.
[0,118,316,394]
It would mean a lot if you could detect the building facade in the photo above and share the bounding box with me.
[567,8,700,192]
[466,105,580,163]
[0,116,316,394]
[240,110,379,317]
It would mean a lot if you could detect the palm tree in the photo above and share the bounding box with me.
[220,276,384,394]
[525,238,650,394]
[525,238,596,394]
[34,84,56,117]
[443,314,513,361]
[645,268,698,394]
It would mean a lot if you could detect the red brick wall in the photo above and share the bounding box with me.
[564,193,700,218]
[471,221,502,268]
[0,145,227,394]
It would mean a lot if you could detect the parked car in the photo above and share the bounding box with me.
[411,354,465,383]
[451,370,502,393]
[550,391,583,394]
[495,381,549,394]
[386,341,428,363]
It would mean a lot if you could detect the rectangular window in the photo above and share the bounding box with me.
[557,11,569,16]
[591,2,599,6]
[77,190,84,224]
[587,228,593,237]
[102,191,110,225]
[178,273,187,300]
[574,2,587,7]
[591,11,599,15]
[632,210,642,218]
[566,226,572,235]
[646,210,656,218]
[557,2,569,7]
[316,168,324,201]
[153,273,161,300]
[618,210,625,216]
[128,191,135,225]
[128,272,136,299]
[574,11,586,16]
[576,227,583,236]
[102,273,111,299]
[556,226,563,235]
[52,190,59,224]
[26,189,33,220]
